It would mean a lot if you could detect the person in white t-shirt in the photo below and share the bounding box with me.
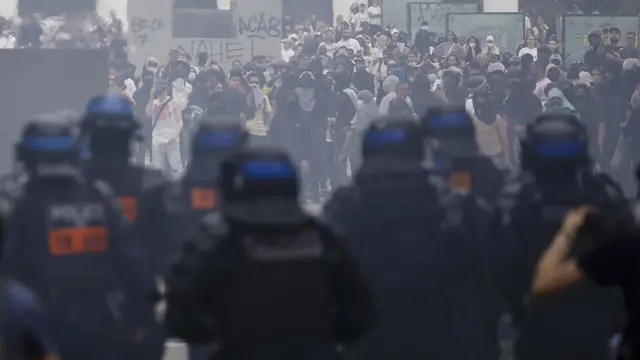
[351,3,370,33]
[367,0,383,35]
[517,34,538,60]
[145,79,184,178]
[281,38,295,62]
[318,29,338,57]
[336,29,362,53]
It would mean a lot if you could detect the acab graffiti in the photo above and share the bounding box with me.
[238,11,281,38]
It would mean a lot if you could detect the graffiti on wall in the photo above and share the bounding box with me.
[127,0,282,69]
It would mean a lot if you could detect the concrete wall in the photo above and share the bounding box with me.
[127,0,282,69]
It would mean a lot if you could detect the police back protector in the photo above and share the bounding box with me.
[209,222,338,344]
[8,180,122,295]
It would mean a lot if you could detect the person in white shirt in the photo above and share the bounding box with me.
[281,38,295,62]
[336,29,362,53]
[379,75,414,116]
[351,3,370,33]
[145,79,184,179]
[318,29,338,57]
[517,34,538,60]
[367,0,383,35]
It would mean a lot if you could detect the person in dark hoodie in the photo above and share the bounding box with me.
[269,65,300,155]
[353,57,375,94]
[414,21,434,56]
[295,70,331,202]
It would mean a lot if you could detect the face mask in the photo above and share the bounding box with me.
[470,43,476,47]
[398,42,405,50]
[421,26,428,30]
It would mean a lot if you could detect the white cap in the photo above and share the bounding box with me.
[486,35,494,42]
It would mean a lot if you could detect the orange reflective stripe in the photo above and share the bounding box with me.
[119,196,138,221]
[190,188,217,210]
[48,227,109,256]
[449,172,471,191]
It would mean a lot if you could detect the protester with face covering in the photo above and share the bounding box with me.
[353,57,375,93]
[414,21,434,56]
[269,67,300,153]
[441,67,465,105]
[393,33,411,56]
[543,87,580,118]
[533,63,560,101]
[482,35,500,56]
[379,75,413,115]
[487,62,508,108]
[295,70,330,202]
[464,36,480,63]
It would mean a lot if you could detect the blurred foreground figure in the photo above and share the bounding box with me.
[0,197,60,360]
[80,94,167,360]
[493,112,633,360]
[532,168,640,359]
[165,147,375,360]
[3,113,153,360]
[422,105,506,205]
[323,116,489,360]
[162,116,248,360]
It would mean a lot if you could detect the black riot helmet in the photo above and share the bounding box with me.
[219,147,307,226]
[80,93,140,161]
[15,112,80,176]
[191,116,248,160]
[520,112,589,174]
[421,105,479,158]
[360,116,425,173]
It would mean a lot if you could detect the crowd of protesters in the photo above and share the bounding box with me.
[4,2,640,199]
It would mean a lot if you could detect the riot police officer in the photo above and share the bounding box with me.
[162,115,247,360]
[3,113,154,360]
[80,93,167,359]
[80,93,169,275]
[493,112,633,360]
[322,116,489,360]
[0,196,60,360]
[163,115,247,252]
[165,147,375,360]
[422,104,506,205]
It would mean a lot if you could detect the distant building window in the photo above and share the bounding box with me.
[172,0,236,38]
